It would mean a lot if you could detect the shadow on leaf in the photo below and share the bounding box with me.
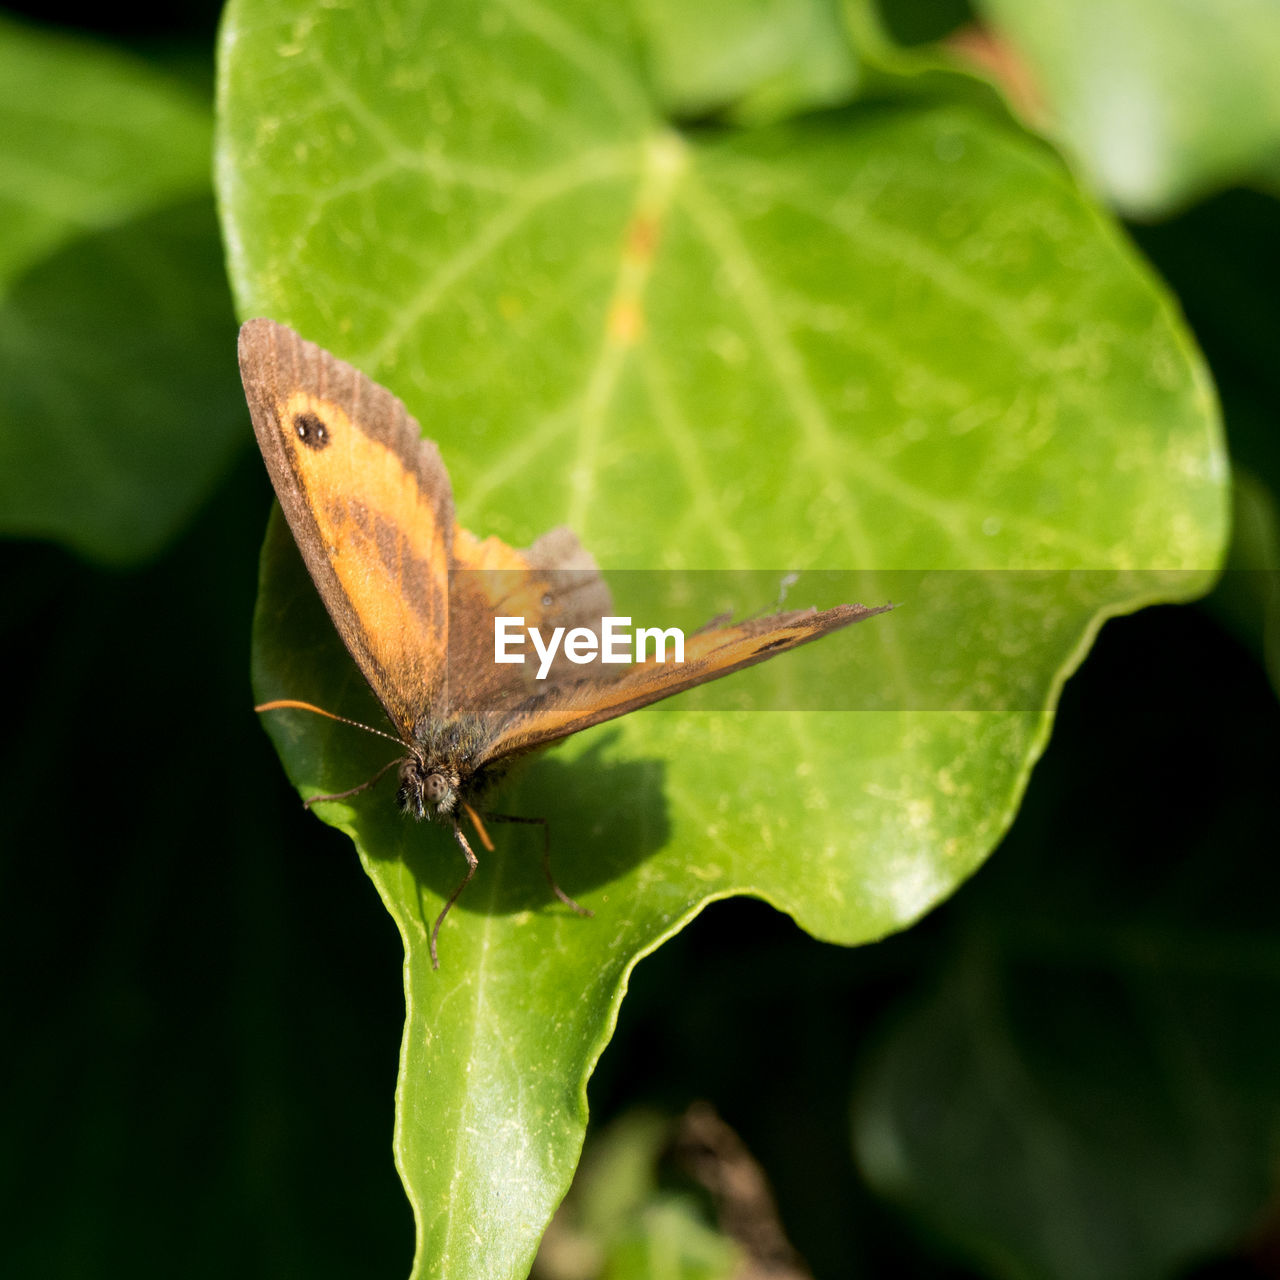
[361,730,670,915]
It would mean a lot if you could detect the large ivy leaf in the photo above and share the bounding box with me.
[216,2,1227,1276]
[975,0,1280,216]
[0,16,243,565]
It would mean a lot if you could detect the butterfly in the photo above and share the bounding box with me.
[238,319,890,967]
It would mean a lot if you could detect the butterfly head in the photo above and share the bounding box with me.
[397,756,460,822]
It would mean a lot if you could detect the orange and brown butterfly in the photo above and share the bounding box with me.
[238,319,891,967]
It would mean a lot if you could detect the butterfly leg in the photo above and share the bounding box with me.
[302,755,403,809]
[480,812,594,919]
[431,822,480,970]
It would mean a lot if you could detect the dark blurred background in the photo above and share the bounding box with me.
[1,2,1277,1278]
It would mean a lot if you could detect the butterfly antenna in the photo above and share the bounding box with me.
[300,756,403,810]
[255,698,404,747]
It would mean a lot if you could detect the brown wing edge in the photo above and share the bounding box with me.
[237,318,457,736]
[480,600,895,762]
[238,319,455,524]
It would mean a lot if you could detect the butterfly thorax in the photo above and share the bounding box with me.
[397,712,501,822]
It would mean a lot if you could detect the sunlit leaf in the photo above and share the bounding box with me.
[217,2,1228,1276]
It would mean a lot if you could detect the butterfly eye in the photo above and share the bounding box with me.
[541,593,553,608]
[293,411,330,450]
[425,773,450,805]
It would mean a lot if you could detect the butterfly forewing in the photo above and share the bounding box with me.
[238,319,454,741]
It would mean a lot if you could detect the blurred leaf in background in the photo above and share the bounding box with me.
[0,13,242,565]
[970,0,1280,218]
[853,601,1280,1280]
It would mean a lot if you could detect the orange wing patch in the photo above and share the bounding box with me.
[450,526,549,618]
[271,388,449,735]
[239,319,455,741]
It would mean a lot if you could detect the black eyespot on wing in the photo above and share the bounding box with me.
[294,411,330,450]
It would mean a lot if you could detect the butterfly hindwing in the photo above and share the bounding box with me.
[238,319,454,741]
[444,523,615,714]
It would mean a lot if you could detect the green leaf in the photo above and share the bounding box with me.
[974,0,1280,216]
[537,1111,742,1280]
[855,940,1280,1280]
[600,1202,740,1280]
[633,0,861,125]
[217,1,1227,1276]
[851,615,1280,1280]
[0,16,242,565]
